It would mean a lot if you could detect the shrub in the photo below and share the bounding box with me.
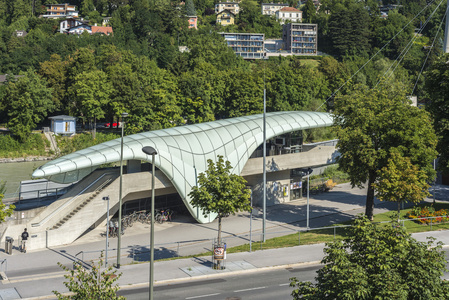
[0,133,47,157]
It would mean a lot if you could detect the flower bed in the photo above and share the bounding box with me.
[405,206,449,224]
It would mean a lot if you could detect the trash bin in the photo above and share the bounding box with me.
[5,237,13,255]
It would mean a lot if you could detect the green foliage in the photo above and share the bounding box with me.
[333,83,437,219]
[189,155,251,243]
[4,69,54,142]
[302,0,316,23]
[373,150,430,215]
[0,180,15,223]
[425,53,449,174]
[290,215,449,299]
[57,133,119,156]
[53,253,124,300]
[328,2,371,57]
[186,0,196,16]
[0,133,48,157]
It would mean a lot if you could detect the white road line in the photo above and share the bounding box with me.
[234,286,266,293]
[185,293,221,299]
[279,283,290,286]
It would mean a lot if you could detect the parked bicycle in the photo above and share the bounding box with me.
[155,208,175,224]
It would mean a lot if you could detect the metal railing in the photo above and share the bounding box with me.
[31,173,108,228]
[71,215,449,267]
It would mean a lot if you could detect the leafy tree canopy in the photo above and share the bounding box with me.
[189,155,251,244]
[333,82,437,219]
[290,215,449,299]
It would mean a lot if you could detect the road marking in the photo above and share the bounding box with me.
[234,286,266,292]
[185,293,221,299]
[279,283,290,286]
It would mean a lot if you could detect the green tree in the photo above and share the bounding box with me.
[302,0,316,23]
[333,83,437,220]
[5,69,54,142]
[186,0,196,16]
[328,2,371,57]
[373,150,430,219]
[81,0,95,17]
[290,215,449,299]
[39,54,68,111]
[69,70,113,138]
[53,252,124,300]
[0,181,15,223]
[425,53,449,174]
[188,156,251,255]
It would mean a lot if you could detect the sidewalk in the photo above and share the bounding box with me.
[0,183,447,299]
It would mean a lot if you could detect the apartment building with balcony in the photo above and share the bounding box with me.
[220,33,265,59]
[261,3,288,16]
[282,23,317,55]
[215,2,240,15]
[43,3,78,18]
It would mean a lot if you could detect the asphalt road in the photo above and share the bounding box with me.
[118,264,321,300]
[118,249,449,300]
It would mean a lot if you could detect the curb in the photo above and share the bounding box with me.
[22,260,323,299]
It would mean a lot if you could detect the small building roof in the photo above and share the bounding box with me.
[218,9,236,16]
[49,115,77,121]
[279,7,301,12]
[91,26,113,35]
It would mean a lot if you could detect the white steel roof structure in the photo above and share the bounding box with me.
[32,111,333,223]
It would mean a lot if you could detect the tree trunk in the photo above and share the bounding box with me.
[217,216,222,245]
[366,170,376,220]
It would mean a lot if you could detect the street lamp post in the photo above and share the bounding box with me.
[303,168,313,229]
[117,112,128,269]
[103,196,110,267]
[142,146,158,300]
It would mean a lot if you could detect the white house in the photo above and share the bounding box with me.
[215,2,240,15]
[276,7,302,24]
[261,3,288,16]
[59,17,86,34]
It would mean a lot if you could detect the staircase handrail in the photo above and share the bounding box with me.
[31,173,108,228]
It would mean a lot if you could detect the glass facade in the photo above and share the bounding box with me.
[220,33,265,59]
[283,23,318,55]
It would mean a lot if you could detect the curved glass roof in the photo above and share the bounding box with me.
[33,111,333,223]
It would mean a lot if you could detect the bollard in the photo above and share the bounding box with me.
[298,231,300,245]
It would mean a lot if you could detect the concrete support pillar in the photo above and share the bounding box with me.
[127,160,141,173]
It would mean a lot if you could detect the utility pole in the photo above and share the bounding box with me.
[445,0,449,53]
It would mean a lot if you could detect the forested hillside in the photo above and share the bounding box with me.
[0,0,445,143]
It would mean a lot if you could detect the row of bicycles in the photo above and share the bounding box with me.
[122,208,175,229]
[105,208,176,237]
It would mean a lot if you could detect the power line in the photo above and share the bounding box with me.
[315,0,439,111]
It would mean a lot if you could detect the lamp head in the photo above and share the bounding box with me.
[142,146,157,156]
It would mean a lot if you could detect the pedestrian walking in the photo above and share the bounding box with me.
[21,228,29,253]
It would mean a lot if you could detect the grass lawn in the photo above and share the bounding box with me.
[157,202,449,261]
[299,59,320,68]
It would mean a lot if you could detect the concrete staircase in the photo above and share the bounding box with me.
[50,178,113,230]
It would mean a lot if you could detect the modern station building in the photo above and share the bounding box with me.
[3,111,337,249]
